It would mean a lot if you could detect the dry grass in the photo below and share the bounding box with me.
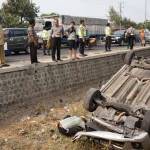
[0,101,111,150]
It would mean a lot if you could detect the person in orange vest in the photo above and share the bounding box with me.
[140,29,146,47]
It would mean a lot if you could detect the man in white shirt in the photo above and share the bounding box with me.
[105,23,112,51]
[50,19,64,62]
[126,26,135,50]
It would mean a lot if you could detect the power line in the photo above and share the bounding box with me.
[145,0,147,22]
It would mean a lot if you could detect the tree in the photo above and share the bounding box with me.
[108,6,137,29]
[122,17,137,28]
[2,0,39,23]
[0,9,20,27]
[108,6,122,26]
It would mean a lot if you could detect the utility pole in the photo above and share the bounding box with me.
[145,0,147,29]
[119,0,123,31]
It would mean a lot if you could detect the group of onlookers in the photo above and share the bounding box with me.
[105,23,136,51]
[28,18,88,64]
[0,16,149,67]
[105,23,148,52]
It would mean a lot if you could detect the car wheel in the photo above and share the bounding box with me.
[119,40,124,46]
[6,50,12,56]
[25,47,30,54]
[83,88,104,112]
[57,115,83,137]
[141,110,150,134]
[124,51,135,65]
[14,51,19,55]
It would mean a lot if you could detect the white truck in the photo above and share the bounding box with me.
[35,15,107,35]
[35,15,108,46]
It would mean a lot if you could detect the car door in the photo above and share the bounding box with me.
[12,29,28,50]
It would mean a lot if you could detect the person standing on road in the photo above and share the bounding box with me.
[126,26,135,50]
[78,20,87,57]
[67,21,79,60]
[140,29,146,47]
[50,19,64,62]
[28,19,39,64]
[0,18,9,68]
[105,23,112,52]
[42,26,51,55]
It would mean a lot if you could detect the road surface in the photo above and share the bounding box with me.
[3,44,149,69]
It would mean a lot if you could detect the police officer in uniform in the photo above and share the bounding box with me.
[78,20,87,57]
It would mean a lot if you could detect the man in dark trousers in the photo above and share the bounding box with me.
[105,23,112,51]
[126,25,135,50]
[50,19,64,62]
[78,20,87,57]
[28,19,39,64]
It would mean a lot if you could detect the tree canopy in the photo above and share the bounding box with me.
[108,6,137,29]
[0,0,39,27]
[108,6,122,26]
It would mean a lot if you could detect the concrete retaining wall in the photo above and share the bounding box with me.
[0,48,150,106]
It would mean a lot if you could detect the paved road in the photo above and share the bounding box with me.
[3,44,150,69]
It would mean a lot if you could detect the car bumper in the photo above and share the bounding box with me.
[74,131,148,143]
[146,39,150,43]
[8,43,27,50]
[111,39,121,44]
[73,116,150,149]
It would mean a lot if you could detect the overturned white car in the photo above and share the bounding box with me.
[72,51,150,150]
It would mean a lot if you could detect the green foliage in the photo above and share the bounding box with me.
[0,0,39,27]
[108,6,137,28]
[136,21,150,30]
[146,22,150,30]
[122,17,137,28]
[109,6,122,26]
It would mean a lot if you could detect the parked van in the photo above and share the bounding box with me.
[4,28,28,55]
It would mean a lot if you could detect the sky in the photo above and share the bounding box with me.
[0,0,149,23]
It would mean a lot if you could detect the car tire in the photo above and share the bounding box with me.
[124,51,135,65]
[119,40,124,46]
[83,88,103,112]
[57,115,83,137]
[25,47,30,54]
[141,110,150,134]
[14,51,19,55]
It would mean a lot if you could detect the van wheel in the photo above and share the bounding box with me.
[141,110,150,134]
[83,88,104,112]
[124,51,135,65]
